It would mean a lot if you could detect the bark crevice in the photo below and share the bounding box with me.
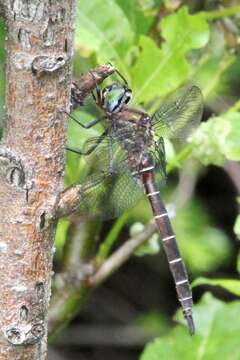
[0,1,75,358]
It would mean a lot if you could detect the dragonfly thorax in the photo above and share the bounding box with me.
[102,84,132,114]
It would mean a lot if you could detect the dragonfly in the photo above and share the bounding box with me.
[67,67,203,335]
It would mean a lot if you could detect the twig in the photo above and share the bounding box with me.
[87,222,156,287]
[72,63,115,106]
[55,184,82,218]
[201,6,240,21]
[171,160,200,208]
[49,221,156,338]
[228,99,240,113]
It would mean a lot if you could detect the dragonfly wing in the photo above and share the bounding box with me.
[151,137,167,186]
[79,127,144,219]
[79,170,144,220]
[151,86,203,140]
[82,132,129,173]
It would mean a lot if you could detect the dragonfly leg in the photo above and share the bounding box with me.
[67,129,108,156]
[114,69,128,85]
[89,71,103,107]
[91,90,97,102]
[65,111,106,129]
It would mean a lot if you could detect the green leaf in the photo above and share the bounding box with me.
[75,0,134,75]
[161,6,209,52]
[141,293,240,360]
[172,200,232,274]
[190,111,240,165]
[116,0,154,36]
[222,112,240,161]
[138,0,164,12]
[132,7,209,103]
[189,115,231,166]
[192,277,240,297]
[135,310,171,334]
[65,110,103,184]
[97,212,130,263]
[132,35,189,103]
[164,139,178,169]
[55,218,71,258]
[67,110,103,149]
[192,55,235,101]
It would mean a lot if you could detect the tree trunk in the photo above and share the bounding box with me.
[0,1,75,359]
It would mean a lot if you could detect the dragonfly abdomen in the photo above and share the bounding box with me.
[140,159,194,335]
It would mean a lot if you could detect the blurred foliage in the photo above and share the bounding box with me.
[55,1,240,357]
[66,1,240,358]
[132,7,209,103]
[54,217,71,259]
[192,277,240,297]
[134,310,171,334]
[190,111,240,165]
[172,199,232,274]
[141,293,240,360]
[0,0,239,358]
[131,223,161,256]
[122,194,232,274]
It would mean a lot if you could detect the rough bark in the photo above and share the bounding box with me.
[0,1,75,359]
[48,64,115,338]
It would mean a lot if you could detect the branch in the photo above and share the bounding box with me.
[88,222,156,287]
[72,63,115,106]
[55,184,82,218]
[0,2,75,358]
[202,6,240,21]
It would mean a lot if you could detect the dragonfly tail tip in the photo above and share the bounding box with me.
[186,314,195,336]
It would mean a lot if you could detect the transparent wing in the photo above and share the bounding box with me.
[79,170,144,220]
[150,137,167,186]
[79,130,144,219]
[151,86,203,140]
[82,132,129,173]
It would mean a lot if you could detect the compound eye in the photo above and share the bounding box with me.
[125,89,132,104]
[125,95,131,104]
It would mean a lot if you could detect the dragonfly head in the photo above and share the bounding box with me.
[102,84,132,113]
